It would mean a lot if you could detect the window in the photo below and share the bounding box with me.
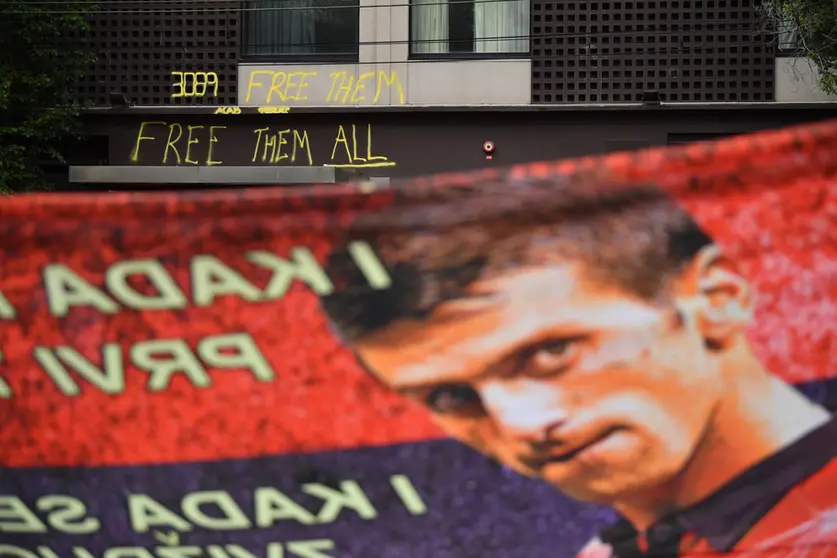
[777,14,800,54]
[410,0,530,56]
[244,0,359,59]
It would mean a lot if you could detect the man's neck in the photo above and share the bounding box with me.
[615,345,831,530]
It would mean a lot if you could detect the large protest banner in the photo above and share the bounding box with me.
[1,119,837,558]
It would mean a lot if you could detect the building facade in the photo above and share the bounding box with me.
[66,0,837,188]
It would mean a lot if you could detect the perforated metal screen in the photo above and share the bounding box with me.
[530,0,775,103]
[71,2,240,107]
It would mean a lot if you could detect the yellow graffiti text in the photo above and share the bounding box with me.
[130,122,227,165]
[130,122,395,168]
[171,71,219,98]
[245,69,405,106]
[328,124,393,168]
[258,106,291,114]
[214,106,242,115]
[245,70,318,103]
[252,128,314,166]
[325,70,405,105]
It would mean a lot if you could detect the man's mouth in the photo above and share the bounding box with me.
[518,427,624,469]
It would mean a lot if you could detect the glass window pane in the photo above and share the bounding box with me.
[411,0,530,55]
[449,0,474,52]
[777,15,799,52]
[412,0,452,53]
[474,0,530,53]
[245,0,359,58]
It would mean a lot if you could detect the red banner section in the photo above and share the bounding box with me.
[1,120,836,558]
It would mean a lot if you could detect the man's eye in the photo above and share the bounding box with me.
[527,339,581,374]
[539,340,572,355]
[425,384,482,414]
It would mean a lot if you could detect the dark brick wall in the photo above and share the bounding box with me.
[530,0,774,103]
[73,1,239,107]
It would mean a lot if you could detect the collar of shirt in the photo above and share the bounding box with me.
[598,413,837,555]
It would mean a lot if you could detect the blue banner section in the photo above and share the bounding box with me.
[3,378,835,558]
[796,377,837,411]
[2,438,615,558]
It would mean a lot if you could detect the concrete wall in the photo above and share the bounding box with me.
[93,106,837,180]
[237,0,532,108]
[775,58,837,102]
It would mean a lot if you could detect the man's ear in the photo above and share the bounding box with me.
[676,244,754,349]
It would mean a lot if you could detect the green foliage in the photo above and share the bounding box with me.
[761,0,837,94]
[0,0,98,193]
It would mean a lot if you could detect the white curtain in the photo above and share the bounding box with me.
[411,0,449,54]
[474,0,529,53]
[246,0,317,56]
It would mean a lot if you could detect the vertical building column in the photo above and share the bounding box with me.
[359,0,410,105]
[360,0,409,63]
[386,0,410,105]
[390,0,409,63]
[359,0,379,64]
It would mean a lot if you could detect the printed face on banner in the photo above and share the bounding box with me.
[316,172,835,542]
[353,248,740,503]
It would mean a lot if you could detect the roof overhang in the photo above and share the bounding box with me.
[69,166,390,186]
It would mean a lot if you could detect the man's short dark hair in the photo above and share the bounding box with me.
[320,170,712,341]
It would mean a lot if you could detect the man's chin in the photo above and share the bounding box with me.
[538,462,663,504]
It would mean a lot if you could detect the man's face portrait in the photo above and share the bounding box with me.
[352,247,748,504]
[320,180,770,511]
[321,175,836,554]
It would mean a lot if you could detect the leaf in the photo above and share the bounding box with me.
[0,0,98,192]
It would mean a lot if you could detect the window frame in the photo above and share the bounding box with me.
[240,0,361,63]
[775,16,802,58]
[407,0,532,60]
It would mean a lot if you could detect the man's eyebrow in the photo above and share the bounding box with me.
[428,293,501,324]
[351,349,463,393]
[399,329,590,390]
[380,344,517,392]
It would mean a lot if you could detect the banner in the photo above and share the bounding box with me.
[1,120,837,558]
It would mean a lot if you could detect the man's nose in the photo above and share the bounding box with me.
[478,380,569,442]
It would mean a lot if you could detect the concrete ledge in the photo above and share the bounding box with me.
[84,101,837,116]
[69,165,355,184]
